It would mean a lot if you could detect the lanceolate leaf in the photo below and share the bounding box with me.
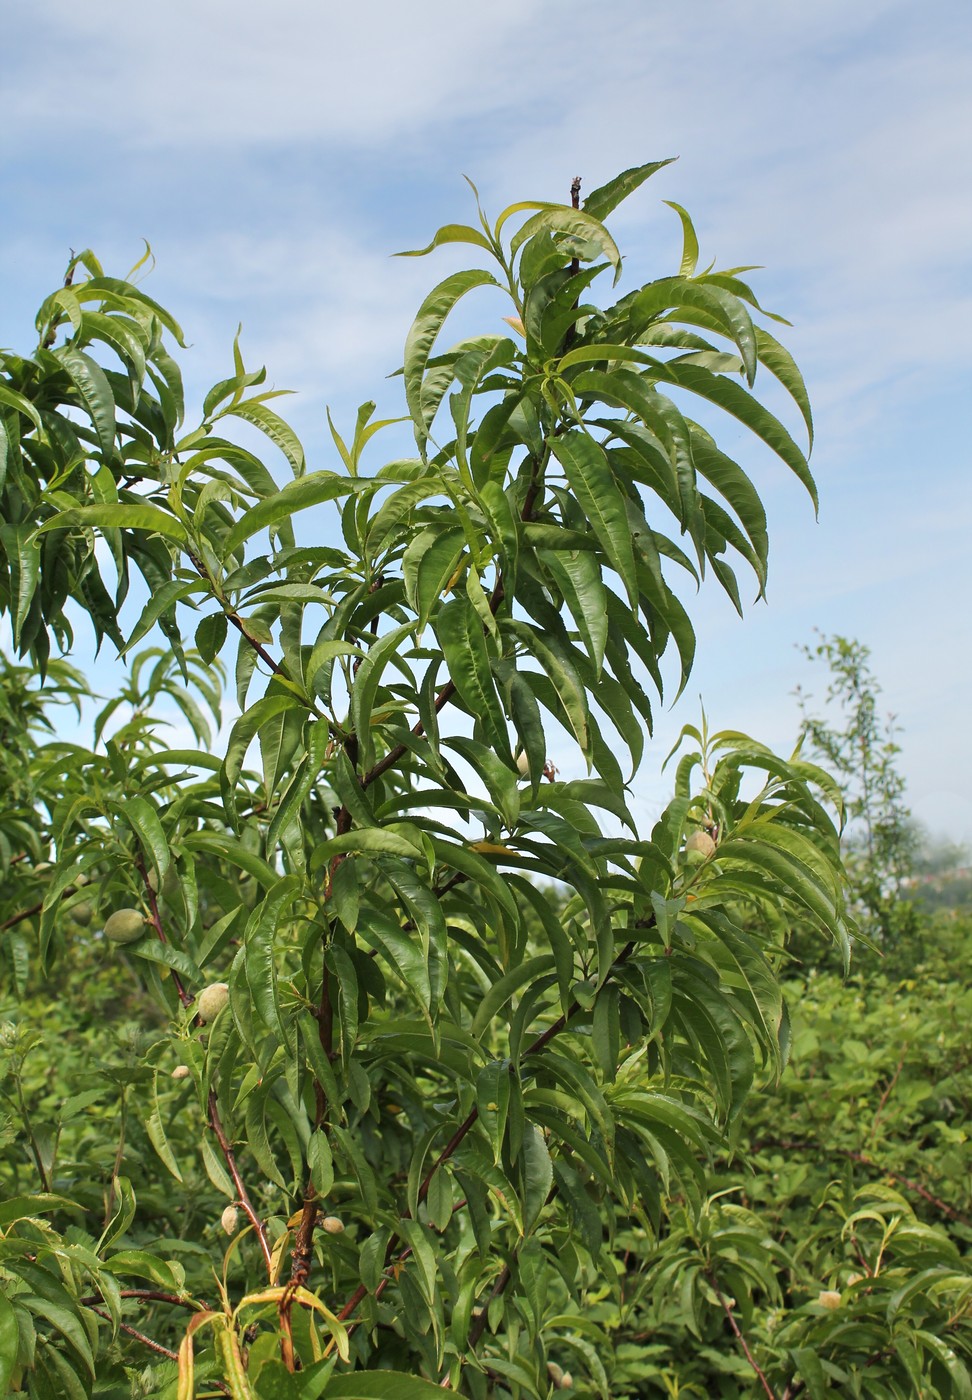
[404,269,498,449]
[582,158,676,221]
[549,431,638,607]
[433,596,508,756]
[221,472,363,554]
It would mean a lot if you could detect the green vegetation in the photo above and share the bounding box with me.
[0,163,968,1397]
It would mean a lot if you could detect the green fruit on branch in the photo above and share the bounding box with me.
[197,982,230,1023]
[71,902,93,927]
[322,1215,345,1235]
[171,1065,191,1080]
[685,829,716,859]
[221,1205,239,1235]
[104,908,148,944]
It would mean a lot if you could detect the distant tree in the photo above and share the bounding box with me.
[795,632,919,943]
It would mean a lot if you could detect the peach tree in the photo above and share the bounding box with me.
[0,163,851,1396]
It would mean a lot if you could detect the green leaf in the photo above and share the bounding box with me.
[641,357,817,510]
[145,1072,183,1181]
[221,472,363,555]
[123,578,205,655]
[582,159,676,221]
[265,720,330,850]
[505,619,590,759]
[0,1290,18,1394]
[0,523,41,648]
[0,381,43,432]
[434,596,508,757]
[471,955,556,1039]
[55,345,117,459]
[539,546,607,676]
[326,1371,453,1397]
[403,524,465,634]
[114,794,169,880]
[33,502,189,545]
[755,324,814,447]
[0,1193,82,1227]
[351,621,417,772]
[244,876,300,1043]
[664,200,700,277]
[510,207,623,283]
[221,693,305,829]
[195,611,228,665]
[396,223,495,257]
[220,398,305,477]
[403,269,498,449]
[549,431,638,607]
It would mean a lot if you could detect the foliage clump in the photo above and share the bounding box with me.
[0,162,966,1397]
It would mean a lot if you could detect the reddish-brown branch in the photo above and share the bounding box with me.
[137,856,191,1008]
[867,1046,908,1146]
[225,610,286,680]
[0,899,43,932]
[87,1306,179,1362]
[80,1288,202,1310]
[359,679,457,791]
[208,1090,274,1277]
[467,1262,513,1350]
[750,1138,968,1224]
[706,1270,779,1400]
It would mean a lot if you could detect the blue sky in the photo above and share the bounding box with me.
[5,0,971,843]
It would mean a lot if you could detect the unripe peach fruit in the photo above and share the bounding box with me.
[197,983,230,1023]
[104,909,148,944]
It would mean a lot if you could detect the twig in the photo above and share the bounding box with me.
[331,937,640,1330]
[208,1090,274,1277]
[706,1271,778,1400]
[867,1045,908,1146]
[467,1262,513,1349]
[87,1305,179,1361]
[1,899,43,933]
[137,855,191,1009]
[80,1288,202,1310]
[749,1138,968,1224]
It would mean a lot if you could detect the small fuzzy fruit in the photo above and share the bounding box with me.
[220,1204,239,1235]
[104,908,148,945]
[321,1215,345,1235]
[560,1376,573,1391]
[171,1065,191,1080]
[547,1362,565,1386]
[516,750,530,778]
[685,830,716,859]
[147,869,160,893]
[818,1289,842,1310]
[197,982,230,1024]
[71,902,94,927]
[75,872,89,887]
[34,861,52,873]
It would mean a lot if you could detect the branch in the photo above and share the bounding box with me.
[331,937,640,1329]
[208,1090,274,1277]
[749,1138,968,1224]
[87,1305,179,1362]
[867,1045,908,1146]
[1,899,43,933]
[705,1269,779,1400]
[137,855,191,1009]
[467,1262,513,1349]
[80,1288,203,1310]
